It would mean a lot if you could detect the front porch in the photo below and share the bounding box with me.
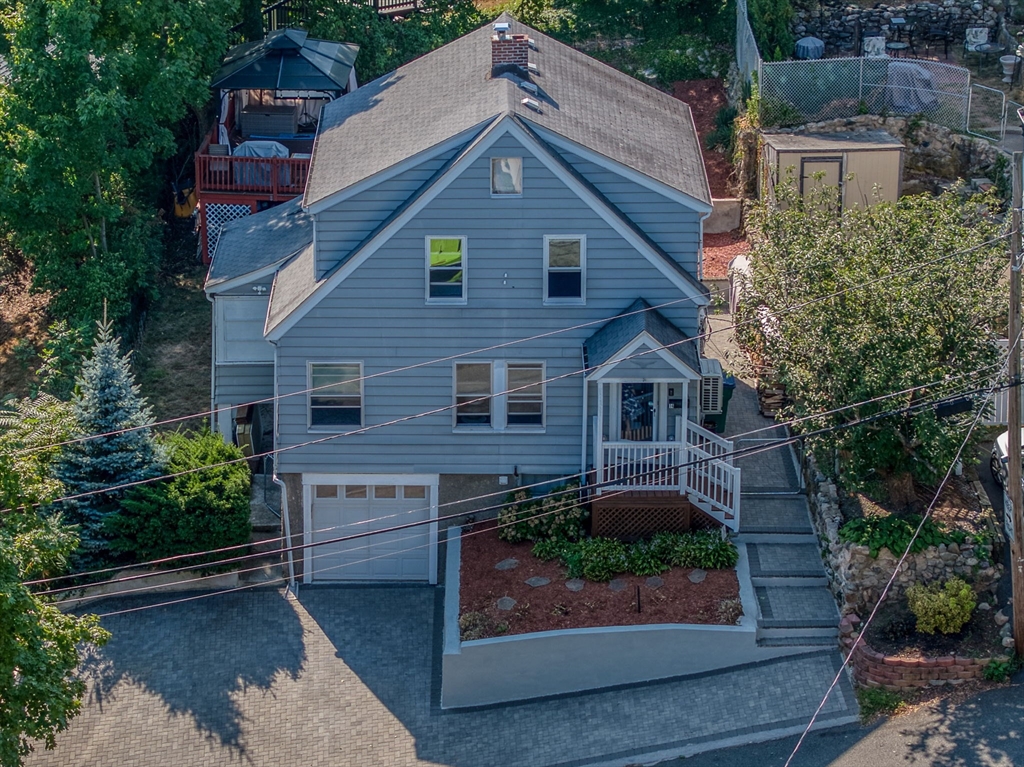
[582,302,742,533]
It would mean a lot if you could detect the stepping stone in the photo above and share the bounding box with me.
[688,569,707,584]
[565,578,585,592]
[608,578,628,592]
[496,596,517,611]
[525,576,551,588]
[495,558,519,571]
[646,576,664,589]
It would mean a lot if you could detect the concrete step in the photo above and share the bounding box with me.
[757,625,839,640]
[755,584,840,624]
[757,636,838,649]
[747,541,828,580]
[735,532,815,544]
[752,574,829,588]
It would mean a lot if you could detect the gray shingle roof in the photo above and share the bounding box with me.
[304,14,709,208]
[205,199,313,288]
[584,298,700,374]
[265,240,316,331]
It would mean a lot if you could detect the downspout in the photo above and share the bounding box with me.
[269,338,297,597]
[580,346,588,483]
[206,292,218,436]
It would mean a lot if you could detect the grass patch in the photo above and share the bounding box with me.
[133,223,211,432]
[856,687,906,723]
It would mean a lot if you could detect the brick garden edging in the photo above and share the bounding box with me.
[839,614,1009,691]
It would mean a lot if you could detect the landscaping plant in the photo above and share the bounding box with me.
[905,577,976,635]
[110,429,251,566]
[737,185,1006,504]
[855,687,905,722]
[838,515,968,558]
[497,481,587,543]
[52,322,163,568]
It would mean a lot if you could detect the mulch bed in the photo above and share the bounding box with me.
[703,229,750,279]
[863,596,1006,659]
[672,78,733,198]
[458,522,741,640]
[840,475,989,536]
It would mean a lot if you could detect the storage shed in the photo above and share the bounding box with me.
[761,131,904,210]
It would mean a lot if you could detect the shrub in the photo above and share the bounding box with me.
[109,429,252,566]
[497,481,586,543]
[532,537,570,562]
[706,105,738,152]
[626,539,669,576]
[650,529,739,569]
[983,657,1020,682]
[838,515,967,558]
[905,577,976,635]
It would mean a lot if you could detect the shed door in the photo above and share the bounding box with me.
[800,156,843,200]
[310,482,432,581]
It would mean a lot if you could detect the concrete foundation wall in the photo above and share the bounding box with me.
[706,198,742,234]
[441,527,811,708]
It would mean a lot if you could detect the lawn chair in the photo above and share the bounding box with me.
[923,21,952,58]
[964,26,990,55]
[863,35,888,58]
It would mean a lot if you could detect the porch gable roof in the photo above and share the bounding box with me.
[584,298,700,379]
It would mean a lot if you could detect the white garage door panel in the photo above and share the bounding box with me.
[310,484,432,582]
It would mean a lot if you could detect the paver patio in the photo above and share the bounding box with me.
[29,587,857,767]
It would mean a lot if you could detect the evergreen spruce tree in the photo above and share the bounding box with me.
[53,321,163,567]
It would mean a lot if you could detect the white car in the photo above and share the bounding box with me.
[990,429,1024,487]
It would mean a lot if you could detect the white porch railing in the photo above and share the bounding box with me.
[685,420,733,463]
[597,436,741,530]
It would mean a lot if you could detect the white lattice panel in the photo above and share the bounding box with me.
[206,203,251,259]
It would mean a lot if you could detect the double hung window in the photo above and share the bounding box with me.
[506,363,544,427]
[544,235,585,304]
[427,237,466,302]
[455,362,492,427]
[309,362,363,429]
[491,157,523,195]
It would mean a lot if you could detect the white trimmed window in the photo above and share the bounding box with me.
[309,362,363,429]
[426,237,466,303]
[544,235,586,304]
[454,362,492,427]
[491,157,522,195]
[506,363,544,428]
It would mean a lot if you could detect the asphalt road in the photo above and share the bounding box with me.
[667,678,1023,767]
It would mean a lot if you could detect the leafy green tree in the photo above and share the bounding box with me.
[0,398,108,767]
[737,184,1006,504]
[748,0,794,61]
[0,0,236,323]
[558,0,732,44]
[110,429,252,565]
[307,0,486,83]
[53,322,162,566]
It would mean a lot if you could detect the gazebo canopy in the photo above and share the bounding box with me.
[211,28,359,92]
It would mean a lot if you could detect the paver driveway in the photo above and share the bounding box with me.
[28,586,857,767]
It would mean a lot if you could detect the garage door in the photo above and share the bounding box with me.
[309,481,433,581]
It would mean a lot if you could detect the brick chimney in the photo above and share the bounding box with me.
[491,23,529,76]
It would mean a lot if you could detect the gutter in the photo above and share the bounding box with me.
[269,338,297,596]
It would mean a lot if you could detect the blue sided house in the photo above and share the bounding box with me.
[205,14,740,585]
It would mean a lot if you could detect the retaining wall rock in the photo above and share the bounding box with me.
[805,454,1004,616]
[792,1,1004,56]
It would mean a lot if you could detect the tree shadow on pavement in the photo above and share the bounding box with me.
[897,684,1024,766]
[78,588,305,756]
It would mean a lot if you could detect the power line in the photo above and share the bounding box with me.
[39,375,1007,603]
[11,230,1008,462]
[782,335,1014,767]
[25,356,1002,588]
[7,234,1006,517]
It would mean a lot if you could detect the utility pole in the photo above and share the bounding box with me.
[1009,151,1024,658]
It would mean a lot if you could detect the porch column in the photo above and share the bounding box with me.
[595,381,604,493]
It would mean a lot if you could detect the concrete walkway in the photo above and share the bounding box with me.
[28,587,858,767]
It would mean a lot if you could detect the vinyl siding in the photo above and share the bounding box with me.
[214,363,274,405]
[275,132,702,476]
[554,149,703,274]
[314,145,466,278]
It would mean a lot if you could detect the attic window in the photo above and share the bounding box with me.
[491,158,522,195]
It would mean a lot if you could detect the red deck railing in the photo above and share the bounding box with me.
[195,144,311,199]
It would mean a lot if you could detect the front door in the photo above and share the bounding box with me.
[620,383,655,441]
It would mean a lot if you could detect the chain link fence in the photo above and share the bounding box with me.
[734,0,1008,140]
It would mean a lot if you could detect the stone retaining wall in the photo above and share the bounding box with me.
[839,614,1009,689]
[805,455,1004,616]
[766,115,1008,189]
[792,0,1004,55]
